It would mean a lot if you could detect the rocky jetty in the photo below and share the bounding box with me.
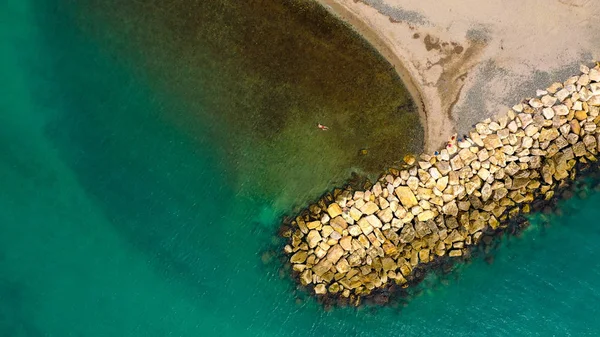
[281,64,600,306]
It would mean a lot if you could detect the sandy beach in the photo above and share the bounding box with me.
[316,0,600,152]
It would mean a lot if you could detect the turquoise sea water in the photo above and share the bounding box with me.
[2,0,600,336]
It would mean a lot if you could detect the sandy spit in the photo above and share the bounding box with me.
[315,0,600,152]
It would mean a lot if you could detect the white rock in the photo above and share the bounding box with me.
[348,225,362,237]
[417,210,435,222]
[411,206,422,216]
[580,87,592,101]
[589,95,600,106]
[529,98,543,108]
[541,95,557,107]
[488,122,501,131]
[440,149,450,161]
[349,207,362,221]
[450,155,464,171]
[553,104,569,116]
[363,190,372,201]
[307,230,322,248]
[518,113,533,128]
[376,207,393,223]
[481,183,492,201]
[512,103,524,112]
[354,198,365,210]
[478,149,489,162]
[429,167,442,180]
[360,201,379,215]
[566,76,579,85]
[395,186,419,208]
[365,214,382,229]
[477,168,491,181]
[379,197,389,210]
[442,201,459,217]
[589,68,600,82]
[578,74,590,86]
[407,176,419,191]
[419,161,432,170]
[314,284,326,295]
[372,182,382,197]
[584,122,597,133]
[436,176,449,192]
[542,107,555,119]
[555,88,570,102]
[547,82,563,94]
[524,125,539,137]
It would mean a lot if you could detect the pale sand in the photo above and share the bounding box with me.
[316,0,600,152]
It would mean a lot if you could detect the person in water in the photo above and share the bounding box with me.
[317,123,329,131]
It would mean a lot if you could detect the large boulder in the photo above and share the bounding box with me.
[365,214,383,228]
[340,236,353,251]
[348,225,362,237]
[483,134,503,149]
[381,257,397,271]
[407,176,420,191]
[357,218,374,235]
[327,203,343,218]
[436,176,449,191]
[314,284,327,295]
[450,155,464,170]
[377,207,393,223]
[458,148,477,164]
[417,210,435,222]
[335,258,351,273]
[326,244,345,264]
[442,201,459,217]
[539,128,560,142]
[312,259,332,277]
[360,201,379,215]
[395,186,418,208]
[290,251,308,264]
[330,216,348,231]
[399,224,416,243]
[307,230,322,248]
[300,269,312,285]
[415,221,432,237]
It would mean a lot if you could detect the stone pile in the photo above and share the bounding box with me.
[281,64,600,305]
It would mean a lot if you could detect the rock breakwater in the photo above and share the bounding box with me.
[281,64,600,306]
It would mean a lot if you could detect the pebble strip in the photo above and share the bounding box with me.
[281,64,600,305]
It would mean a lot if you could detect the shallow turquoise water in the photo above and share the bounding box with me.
[2,0,600,336]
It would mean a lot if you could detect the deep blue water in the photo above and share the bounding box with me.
[2,0,600,336]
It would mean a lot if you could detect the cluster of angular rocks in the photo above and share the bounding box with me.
[280,64,600,306]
